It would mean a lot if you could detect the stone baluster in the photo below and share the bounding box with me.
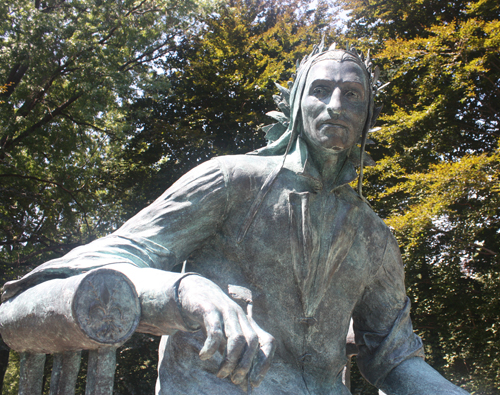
[0,267,141,395]
[49,351,82,395]
[19,353,46,395]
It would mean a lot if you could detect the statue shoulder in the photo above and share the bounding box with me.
[211,154,282,185]
[340,184,394,238]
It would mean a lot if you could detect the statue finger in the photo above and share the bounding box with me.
[218,336,227,356]
[249,341,275,387]
[199,310,225,360]
[230,313,259,385]
[248,320,276,387]
[216,310,246,379]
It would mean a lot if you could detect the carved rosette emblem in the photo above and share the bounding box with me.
[73,269,140,345]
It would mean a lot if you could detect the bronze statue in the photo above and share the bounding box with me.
[0,41,470,394]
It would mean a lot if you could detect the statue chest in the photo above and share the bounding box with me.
[189,183,376,357]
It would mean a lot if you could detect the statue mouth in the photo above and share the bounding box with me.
[320,121,349,133]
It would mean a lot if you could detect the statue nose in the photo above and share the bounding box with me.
[327,106,341,119]
[327,88,342,119]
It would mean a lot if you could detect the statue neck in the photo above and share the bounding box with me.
[307,144,350,187]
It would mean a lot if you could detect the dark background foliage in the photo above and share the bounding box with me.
[1,0,498,393]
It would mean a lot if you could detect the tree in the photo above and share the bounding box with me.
[0,0,215,390]
[1,0,341,391]
[121,0,341,205]
[341,0,500,392]
[0,0,211,280]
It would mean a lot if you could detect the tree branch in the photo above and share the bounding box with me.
[1,63,29,99]
[119,38,176,71]
[9,94,82,147]
[0,172,90,231]
[60,112,105,132]
[15,73,59,118]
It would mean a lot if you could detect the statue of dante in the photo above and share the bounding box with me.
[2,42,470,394]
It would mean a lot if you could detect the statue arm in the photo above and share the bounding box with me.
[353,231,469,394]
[99,262,275,387]
[380,357,469,395]
[2,158,275,387]
[113,157,232,270]
[2,158,230,300]
[104,159,275,387]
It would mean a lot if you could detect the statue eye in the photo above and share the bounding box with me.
[312,86,329,99]
[345,90,359,100]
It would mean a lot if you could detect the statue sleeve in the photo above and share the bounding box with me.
[2,159,229,300]
[352,231,425,388]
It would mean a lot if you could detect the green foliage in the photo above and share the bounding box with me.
[122,0,340,203]
[1,352,19,395]
[112,334,160,394]
[0,0,208,280]
[343,0,500,392]
[0,0,340,391]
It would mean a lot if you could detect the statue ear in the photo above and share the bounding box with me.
[371,105,383,128]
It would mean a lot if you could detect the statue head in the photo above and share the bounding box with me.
[239,41,386,241]
[259,40,384,159]
[300,50,370,155]
[256,40,387,198]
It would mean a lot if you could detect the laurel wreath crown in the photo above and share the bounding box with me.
[262,41,389,168]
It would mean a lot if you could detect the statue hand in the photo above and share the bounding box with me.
[178,275,275,387]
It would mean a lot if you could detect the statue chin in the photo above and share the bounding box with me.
[301,128,357,156]
[307,139,353,158]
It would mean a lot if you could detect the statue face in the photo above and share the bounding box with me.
[301,59,369,153]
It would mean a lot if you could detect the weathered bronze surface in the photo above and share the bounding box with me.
[0,44,470,395]
[0,268,140,353]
